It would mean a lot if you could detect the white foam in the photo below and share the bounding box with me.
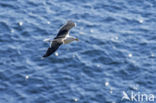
[25,75,29,80]
[115,36,118,40]
[96,64,100,67]
[139,19,144,23]
[18,22,23,26]
[151,53,155,57]
[73,98,78,102]
[90,29,94,33]
[55,52,58,56]
[47,21,51,24]
[128,53,132,57]
[105,81,109,86]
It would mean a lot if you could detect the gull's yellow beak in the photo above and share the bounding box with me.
[75,38,79,41]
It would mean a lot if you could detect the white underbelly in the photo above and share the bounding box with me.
[63,38,74,44]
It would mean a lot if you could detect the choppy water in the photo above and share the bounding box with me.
[0,0,156,103]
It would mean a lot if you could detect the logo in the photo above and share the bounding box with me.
[121,91,155,102]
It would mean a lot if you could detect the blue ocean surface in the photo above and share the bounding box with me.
[0,0,156,103]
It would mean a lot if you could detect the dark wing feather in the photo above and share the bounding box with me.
[43,41,62,57]
[56,21,75,38]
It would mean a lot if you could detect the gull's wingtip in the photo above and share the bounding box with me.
[67,20,76,27]
[42,54,48,58]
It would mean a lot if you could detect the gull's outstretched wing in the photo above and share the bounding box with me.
[55,21,76,39]
[43,41,62,57]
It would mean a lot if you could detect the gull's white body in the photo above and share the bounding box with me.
[63,36,76,44]
[44,36,77,45]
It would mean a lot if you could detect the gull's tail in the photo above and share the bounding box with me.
[43,38,52,42]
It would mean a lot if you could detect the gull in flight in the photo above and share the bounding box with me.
[43,20,79,57]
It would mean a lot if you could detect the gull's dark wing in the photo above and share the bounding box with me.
[43,41,62,57]
[56,21,75,39]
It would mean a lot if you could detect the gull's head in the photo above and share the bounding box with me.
[63,36,79,44]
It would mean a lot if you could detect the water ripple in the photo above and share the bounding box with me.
[0,0,156,103]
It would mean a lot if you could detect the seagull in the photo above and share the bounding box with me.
[43,20,79,57]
